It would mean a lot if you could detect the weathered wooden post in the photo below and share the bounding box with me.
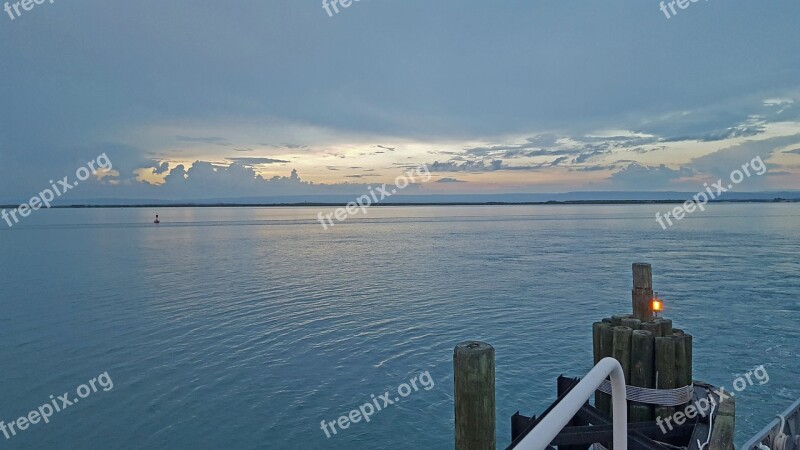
[630,330,655,421]
[612,326,633,384]
[454,341,495,450]
[632,263,655,322]
[710,395,736,450]
[640,320,661,337]
[621,318,641,330]
[612,325,633,422]
[654,318,673,337]
[654,336,677,419]
[684,333,693,387]
[593,321,614,416]
[611,314,631,327]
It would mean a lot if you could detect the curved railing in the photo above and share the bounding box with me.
[513,357,628,450]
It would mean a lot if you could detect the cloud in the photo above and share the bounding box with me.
[609,163,695,189]
[225,157,290,165]
[428,158,553,173]
[572,164,618,172]
[429,159,502,172]
[501,148,576,158]
[661,119,767,143]
[463,141,541,158]
[153,161,170,175]
[691,134,800,182]
[573,150,609,164]
[147,161,382,199]
[5,8,800,201]
[462,137,619,163]
[175,135,229,144]
[525,134,561,147]
[436,177,467,183]
[551,156,570,166]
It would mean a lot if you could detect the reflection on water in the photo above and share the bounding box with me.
[1,204,798,448]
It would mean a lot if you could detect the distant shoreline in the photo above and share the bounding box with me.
[2,198,798,209]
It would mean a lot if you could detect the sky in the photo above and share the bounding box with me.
[1,0,800,201]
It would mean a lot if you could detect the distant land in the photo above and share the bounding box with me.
[2,191,800,209]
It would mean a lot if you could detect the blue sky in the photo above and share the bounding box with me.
[2,0,800,200]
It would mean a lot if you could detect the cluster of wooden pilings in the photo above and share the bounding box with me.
[592,263,693,421]
[452,262,736,450]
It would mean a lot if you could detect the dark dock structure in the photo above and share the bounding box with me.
[453,263,735,450]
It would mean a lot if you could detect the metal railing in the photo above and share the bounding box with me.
[513,357,628,450]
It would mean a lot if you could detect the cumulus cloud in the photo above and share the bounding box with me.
[609,163,695,189]
[111,160,430,201]
[153,161,170,175]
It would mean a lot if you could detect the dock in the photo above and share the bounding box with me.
[453,263,735,450]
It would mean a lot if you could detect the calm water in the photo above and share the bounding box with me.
[1,204,798,449]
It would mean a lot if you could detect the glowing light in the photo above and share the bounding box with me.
[652,291,663,316]
[652,299,663,312]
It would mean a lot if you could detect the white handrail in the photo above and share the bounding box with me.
[514,357,628,450]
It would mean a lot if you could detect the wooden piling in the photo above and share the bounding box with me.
[640,320,661,337]
[630,330,655,422]
[587,264,699,437]
[454,341,495,450]
[595,322,615,417]
[654,336,677,419]
[685,333,693,384]
[632,263,654,322]
[621,318,641,330]
[710,394,736,450]
[612,326,633,383]
[654,318,673,337]
[611,314,632,327]
[593,322,610,365]
[674,334,690,411]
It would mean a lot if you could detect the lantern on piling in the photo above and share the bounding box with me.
[652,292,663,317]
